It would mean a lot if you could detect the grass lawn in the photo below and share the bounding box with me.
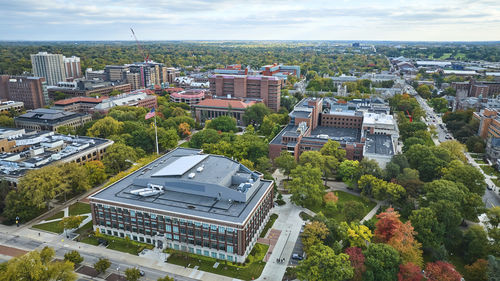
[480,165,500,177]
[75,221,93,235]
[299,211,313,221]
[179,142,190,148]
[32,220,64,234]
[45,211,64,221]
[260,214,278,238]
[166,243,269,281]
[69,202,91,216]
[79,232,153,255]
[306,190,376,222]
[475,159,486,165]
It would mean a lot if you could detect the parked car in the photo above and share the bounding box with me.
[139,269,145,276]
[292,254,303,260]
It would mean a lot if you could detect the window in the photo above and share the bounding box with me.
[166,225,171,232]
[196,249,202,255]
[218,226,225,233]
[227,255,233,262]
[150,214,156,219]
[227,246,233,253]
[211,225,217,231]
[173,235,179,241]
[173,226,179,233]
[219,254,225,260]
[211,252,217,258]
[166,234,172,239]
[202,223,209,229]
[204,250,210,256]
[189,247,194,253]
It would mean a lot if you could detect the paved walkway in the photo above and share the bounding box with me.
[257,195,305,281]
[465,153,500,208]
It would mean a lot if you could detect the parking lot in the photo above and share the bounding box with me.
[288,228,304,266]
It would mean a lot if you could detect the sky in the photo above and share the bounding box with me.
[1,0,499,41]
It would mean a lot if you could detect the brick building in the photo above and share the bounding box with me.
[209,74,282,111]
[269,97,398,167]
[193,99,258,125]
[0,75,48,109]
[14,108,92,132]
[89,148,274,262]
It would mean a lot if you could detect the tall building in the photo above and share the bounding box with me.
[63,56,82,80]
[0,75,48,109]
[209,74,282,111]
[89,147,274,262]
[31,52,66,86]
[105,65,129,82]
[125,72,141,90]
[261,64,301,78]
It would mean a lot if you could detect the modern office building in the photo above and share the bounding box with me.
[89,148,274,262]
[64,56,82,80]
[85,68,107,80]
[209,74,282,111]
[0,75,48,109]
[269,97,398,167]
[214,64,248,75]
[14,108,92,132]
[31,52,67,86]
[0,128,113,186]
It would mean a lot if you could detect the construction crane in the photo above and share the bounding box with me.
[130,28,150,63]
[406,110,413,122]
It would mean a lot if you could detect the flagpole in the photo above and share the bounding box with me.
[154,107,159,155]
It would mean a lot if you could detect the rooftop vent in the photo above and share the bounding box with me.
[188,172,196,179]
[196,165,204,172]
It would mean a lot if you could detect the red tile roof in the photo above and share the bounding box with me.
[195,99,257,109]
[54,96,107,105]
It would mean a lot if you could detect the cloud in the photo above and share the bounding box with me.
[0,0,499,40]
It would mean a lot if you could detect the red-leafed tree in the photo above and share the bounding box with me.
[375,208,423,267]
[324,192,339,203]
[398,263,424,281]
[345,247,365,281]
[375,208,402,242]
[425,261,462,281]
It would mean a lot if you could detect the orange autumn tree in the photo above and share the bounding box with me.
[178,122,191,137]
[375,208,423,267]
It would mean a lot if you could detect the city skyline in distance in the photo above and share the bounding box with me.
[1,0,500,42]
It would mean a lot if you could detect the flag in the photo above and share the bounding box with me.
[145,108,156,120]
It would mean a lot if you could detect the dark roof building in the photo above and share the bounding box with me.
[89,148,274,262]
[14,108,92,132]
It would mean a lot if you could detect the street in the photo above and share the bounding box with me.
[413,89,500,208]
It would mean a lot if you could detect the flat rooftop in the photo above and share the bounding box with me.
[364,134,394,155]
[310,126,361,143]
[90,148,273,225]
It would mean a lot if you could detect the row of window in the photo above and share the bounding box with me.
[167,243,235,262]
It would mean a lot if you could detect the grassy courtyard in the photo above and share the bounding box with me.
[32,220,65,234]
[78,231,154,255]
[166,243,269,281]
[45,211,64,221]
[69,202,91,216]
[306,190,376,222]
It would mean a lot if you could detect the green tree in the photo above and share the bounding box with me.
[363,243,401,281]
[102,143,138,174]
[84,160,108,186]
[289,164,324,207]
[339,222,373,249]
[242,103,271,125]
[206,115,237,132]
[188,129,220,148]
[343,200,366,223]
[302,221,330,253]
[59,215,83,237]
[441,160,485,196]
[56,125,76,135]
[94,258,111,274]
[125,267,142,281]
[87,116,124,138]
[320,140,346,162]
[463,225,489,264]
[64,250,83,266]
[296,244,354,281]
[0,247,76,281]
[151,127,179,151]
[408,208,444,249]
[0,115,15,127]
[60,163,90,200]
[274,151,296,180]
[338,160,360,188]
[416,84,432,99]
